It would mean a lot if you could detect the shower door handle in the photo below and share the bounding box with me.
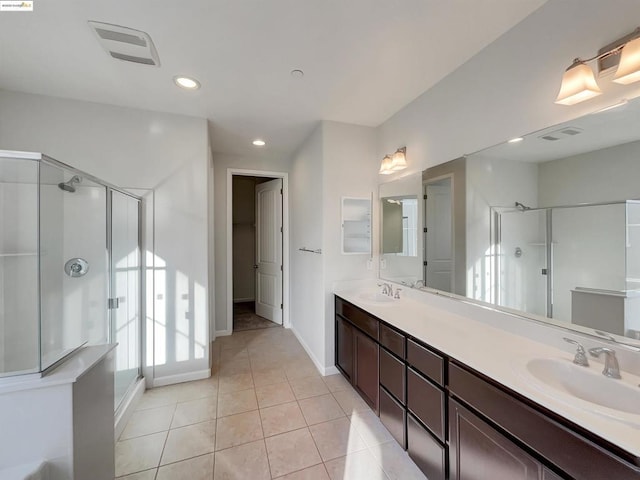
[108,297,120,309]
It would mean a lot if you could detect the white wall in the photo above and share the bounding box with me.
[0,90,210,385]
[289,121,377,372]
[321,122,378,366]
[212,152,291,334]
[377,1,640,178]
[290,125,325,369]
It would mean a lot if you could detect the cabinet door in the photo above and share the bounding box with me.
[407,413,446,480]
[450,399,542,480]
[354,329,379,411]
[336,317,353,381]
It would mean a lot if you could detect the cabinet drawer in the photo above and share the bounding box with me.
[336,297,379,340]
[407,339,443,386]
[380,348,405,404]
[449,362,640,479]
[380,386,405,448]
[407,413,446,480]
[407,367,445,442]
[380,323,405,358]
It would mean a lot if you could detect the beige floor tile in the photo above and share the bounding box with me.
[289,376,330,400]
[175,378,219,402]
[219,359,252,377]
[264,428,322,478]
[308,417,368,461]
[255,382,296,408]
[116,468,157,480]
[276,464,330,480]
[298,394,345,425]
[135,385,181,410]
[172,396,218,428]
[217,388,258,417]
[368,440,427,480]
[115,432,167,477]
[322,374,352,393]
[120,405,175,440]
[251,367,288,387]
[215,410,264,451]
[259,401,307,437]
[161,420,216,465]
[214,439,271,480]
[324,449,389,480]
[218,372,254,394]
[220,347,249,362]
[332,389,371,416]
[285,363,320,381]
[156,453,214,480]
[349,410,394,447]
[217,335,248,350]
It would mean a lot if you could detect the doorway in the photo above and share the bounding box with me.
[226,169,290,334]
[424,176,454,293]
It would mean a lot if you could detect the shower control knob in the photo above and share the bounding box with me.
[64,258,89,277]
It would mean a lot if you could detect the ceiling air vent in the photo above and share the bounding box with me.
[538,127,583,142]
[88,21,160,67]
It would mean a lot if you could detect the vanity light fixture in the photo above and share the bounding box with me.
[174,76,201,90]
[379,147,407,174]
[555,27,640,105]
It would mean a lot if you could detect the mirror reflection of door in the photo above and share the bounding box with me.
[425,177,454,293]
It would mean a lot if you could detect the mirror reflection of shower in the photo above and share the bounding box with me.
[58,175,82,193]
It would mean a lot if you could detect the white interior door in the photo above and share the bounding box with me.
[255,178,283,324]
[426,179,453,293]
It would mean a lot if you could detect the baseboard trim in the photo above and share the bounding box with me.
[289,326,337,377]
[233,298,255,303]
[114,377,145,442]
[152,369,210,388]
[215,329,232,337]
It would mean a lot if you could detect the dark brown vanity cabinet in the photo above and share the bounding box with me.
[334,295,640,480]
[449,399,542,480]
[335,297,379,412]
[335,316,353,381]
[353,328,379,410]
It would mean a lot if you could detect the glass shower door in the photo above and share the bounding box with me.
[110,190,141,409]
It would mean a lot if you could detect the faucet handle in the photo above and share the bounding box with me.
[588,347,621,379]
[394,288,402,299]
[563,337,589,366]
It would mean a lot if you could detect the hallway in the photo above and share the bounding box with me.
[115,327,426,479]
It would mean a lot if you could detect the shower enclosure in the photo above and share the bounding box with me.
[0,150,142,410]
[491,200,640,337]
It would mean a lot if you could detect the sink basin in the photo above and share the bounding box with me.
[357,292,395,305]
[522,357,640,424]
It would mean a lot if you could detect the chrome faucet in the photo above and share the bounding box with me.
[588,347,621,379]
[394,288,402,299]
[380,283,393,296]
[563,338,589,366]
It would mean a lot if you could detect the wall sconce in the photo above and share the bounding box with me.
[555,27,640,105]
[379,147,407,175]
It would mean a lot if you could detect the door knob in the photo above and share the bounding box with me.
[253,264,259,269]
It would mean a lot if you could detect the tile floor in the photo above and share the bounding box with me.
[115,327,426,480]
[233,301,280,332]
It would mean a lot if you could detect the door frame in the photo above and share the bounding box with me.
[226,168,290,333]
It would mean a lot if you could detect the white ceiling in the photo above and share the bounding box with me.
[0,0,545,158]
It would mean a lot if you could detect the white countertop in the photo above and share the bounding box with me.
[335,286,640,459]
[0,344,117,395]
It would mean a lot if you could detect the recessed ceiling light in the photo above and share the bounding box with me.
[174,76,200,90]
[252,139,266,147]
[290,69,304,78]
[508,137,524,144]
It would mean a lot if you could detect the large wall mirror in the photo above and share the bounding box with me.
[379,95,640,345]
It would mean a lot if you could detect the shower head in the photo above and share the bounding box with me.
[515,201,531,212]
[58,175,82,193]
